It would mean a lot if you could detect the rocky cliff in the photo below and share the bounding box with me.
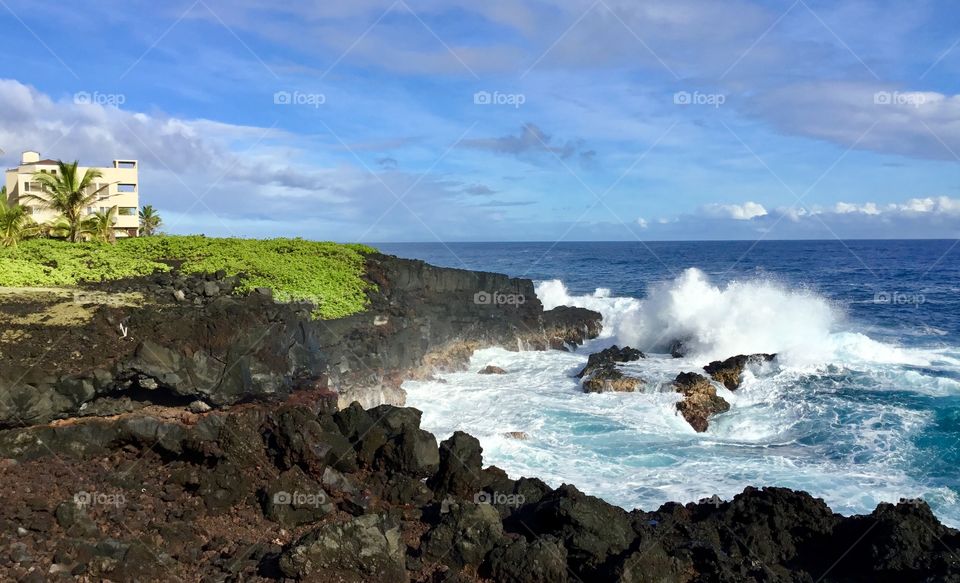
[0,253,601,428]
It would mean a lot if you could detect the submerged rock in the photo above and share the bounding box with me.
[673,372,730,432]
[703,353,776,390]
[478,365,508,375]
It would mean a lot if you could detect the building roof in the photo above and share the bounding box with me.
[22,159,61,166]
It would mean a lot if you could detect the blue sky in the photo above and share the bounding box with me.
[1,0,959,241]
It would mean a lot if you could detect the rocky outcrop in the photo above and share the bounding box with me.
[673,372,730,432]
[0,253,602,428]
[0,401,956,582]
[703,353,776,389]
[478,365,507,375]
[576,345,645,378]
[577,345,646,393]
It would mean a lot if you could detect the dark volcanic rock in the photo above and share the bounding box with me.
[516,484,636,579]
[577,345,646,393]
[577,345,645,378]
[279,514,407,582]
[478,365,507,374]
[482,535,569,583]
[703,353,776,390]
[428,431,484,498]
[673,372,730,432]
[423,501,504,569]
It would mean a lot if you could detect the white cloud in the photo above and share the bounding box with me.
[636,217,648,228]
[701,201,768,220]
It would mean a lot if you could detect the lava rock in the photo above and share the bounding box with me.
[482,536,569,583]
[478,365,508,375]
[673,372,730,432]
[577,345,645,378]
[428,431,484,498]
[279,514,406,582]
[423,501,504,569]
[703,353,776,390]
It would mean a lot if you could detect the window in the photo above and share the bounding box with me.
[117,183,136,193]
[119,207,136,216]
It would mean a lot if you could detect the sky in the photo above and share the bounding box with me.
[1,0,959,242]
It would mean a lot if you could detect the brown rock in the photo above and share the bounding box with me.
[703,353,776,390]
[479,365,508,375]
[673,372,730,432]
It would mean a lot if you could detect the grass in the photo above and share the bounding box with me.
[0,236,377,319]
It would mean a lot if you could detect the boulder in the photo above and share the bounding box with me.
[702,353,775,390]
[279,514,407,582]
[577,345,645,378]
[428,431,484,498]
[483,536,569,583]
[479,365,508,375]
[673,372,730,432]
[260,467,334,527]
[423,501,504,569]
[516,484,636,579]
[582,365,644,393]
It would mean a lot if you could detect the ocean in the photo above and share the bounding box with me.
[376,241,960,526]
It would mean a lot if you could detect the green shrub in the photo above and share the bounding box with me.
[0,236,377,319]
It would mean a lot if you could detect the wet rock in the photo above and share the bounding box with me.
[577,345,645,378]
[673,372,730,432]
[668,339,688,358]
[540,305,603,349]
[279,514,406,582]
[428,431,483,498]
[503,431,529,440]
[478,365,507,375]
[582,365,644,393]
[702,353,776,390]
[423,501,503,569]
[482,536,568,583]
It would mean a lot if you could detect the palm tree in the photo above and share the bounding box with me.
[88,205,118,243]
[138,204,162,236]
[22,160,111,242]
[0,195,40,248]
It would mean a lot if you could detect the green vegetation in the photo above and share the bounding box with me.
[88,206,119,244]
[138,205,162,236]
[0,236,377,319]
[23,160,110,243]
[0,187,42,248]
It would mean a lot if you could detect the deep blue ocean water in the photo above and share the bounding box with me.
[377,240,960,525]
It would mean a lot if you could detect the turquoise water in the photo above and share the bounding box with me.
[379,241,960,525]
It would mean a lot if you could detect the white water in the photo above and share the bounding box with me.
[404,268,960,525]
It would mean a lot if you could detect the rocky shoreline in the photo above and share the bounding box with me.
[0,253,957,582]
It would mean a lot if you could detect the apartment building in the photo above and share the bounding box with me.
[4,151,140,237]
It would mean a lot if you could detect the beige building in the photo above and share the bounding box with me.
[4,151,140,237]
